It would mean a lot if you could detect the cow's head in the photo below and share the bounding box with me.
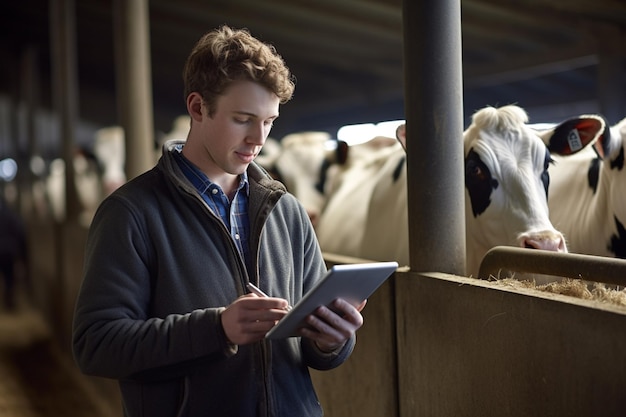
[463,105,603,275]
[255,131,348,227]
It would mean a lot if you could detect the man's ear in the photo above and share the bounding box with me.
[186,92,204,122]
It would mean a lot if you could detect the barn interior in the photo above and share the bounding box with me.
[0,1,625,416]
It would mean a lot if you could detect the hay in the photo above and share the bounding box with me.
[489,277,626,308]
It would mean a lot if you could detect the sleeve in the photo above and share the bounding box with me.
[301,335,356,371]
[71,196,236,382]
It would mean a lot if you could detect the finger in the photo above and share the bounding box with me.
[303,308,347,339]
[309,303,364,336]
[355,299,367,312]
[298,318,346,350]
[299,318,339,342]
[327,300,365,327]
[223,298,289,345]
[336,297,366,313]
[245,314,287,336]
[243,306,288,325]
[240,296,291,311]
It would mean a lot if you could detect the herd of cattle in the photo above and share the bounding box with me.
[37,104,625,277]
[256,104,626,276]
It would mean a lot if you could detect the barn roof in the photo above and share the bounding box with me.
[1,0,625,141]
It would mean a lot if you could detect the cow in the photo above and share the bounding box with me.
[358,105,604,276]
[548,116,626,258]
[254,130,398,229]
[314,136,402,256]
[43,148,104,224]
[358,129,408,264]
[42,126,129,225]
[258,131,340,227]
[93,125,126,196]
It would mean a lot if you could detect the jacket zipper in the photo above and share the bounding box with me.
[250,188,279,417]
[182,169,279,417]
[255,195,271,417]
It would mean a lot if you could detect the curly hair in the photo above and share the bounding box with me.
[183,25,296,115]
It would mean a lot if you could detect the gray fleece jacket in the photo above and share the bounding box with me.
[72,141,355,417]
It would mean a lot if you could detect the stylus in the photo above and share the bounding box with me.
[246,282,270,298]
[246,282,291,311]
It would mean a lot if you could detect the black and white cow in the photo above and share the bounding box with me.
[255,131,349,227]
[359,105,604,275]
[314,136,401,256]
[462,106,604,275]
[548,116,626,258]
[255,131,398,235]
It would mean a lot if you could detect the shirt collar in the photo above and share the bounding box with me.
[173,146,249,196]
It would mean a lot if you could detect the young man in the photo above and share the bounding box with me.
[72,25,365,416]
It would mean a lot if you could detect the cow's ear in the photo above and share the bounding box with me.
[540,115,607,156]
[592,121,612,160]
[396,123,406,150]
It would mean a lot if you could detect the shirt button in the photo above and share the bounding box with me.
[211,188,218,195]
[234,234,240,240]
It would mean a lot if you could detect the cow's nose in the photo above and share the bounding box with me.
[520,234,567,253]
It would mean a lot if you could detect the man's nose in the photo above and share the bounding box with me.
[248,123,267,145]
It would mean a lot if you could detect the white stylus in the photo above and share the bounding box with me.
[246,282,291,311]
[246,282,270,298]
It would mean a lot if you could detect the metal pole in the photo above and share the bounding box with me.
[596,25,626,126]
[19,46,40,215]
[113,0,155,180]
[402,0,465,275]
[49,0,81,348]
[49,0,81,222]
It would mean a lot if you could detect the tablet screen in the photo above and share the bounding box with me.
[265,261,398,339]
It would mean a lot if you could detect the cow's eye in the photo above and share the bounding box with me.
[472,165,484,180]
[467,161,485,181]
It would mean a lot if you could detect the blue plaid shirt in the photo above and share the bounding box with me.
[172,147,251,271]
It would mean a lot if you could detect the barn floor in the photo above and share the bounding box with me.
[0,304,121,417]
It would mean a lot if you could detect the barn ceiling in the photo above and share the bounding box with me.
[0,0,625,146]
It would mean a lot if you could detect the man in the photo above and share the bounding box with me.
[72,25,365,416]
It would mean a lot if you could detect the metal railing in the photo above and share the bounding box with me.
[478,246,626,287]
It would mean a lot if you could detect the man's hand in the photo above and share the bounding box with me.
[299,298,367,352]
[220,294,289,345]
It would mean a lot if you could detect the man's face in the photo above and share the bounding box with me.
[195,80,280,179]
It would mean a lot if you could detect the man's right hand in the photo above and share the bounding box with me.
[220,294,289,345]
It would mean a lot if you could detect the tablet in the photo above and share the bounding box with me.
[265,261,398,339]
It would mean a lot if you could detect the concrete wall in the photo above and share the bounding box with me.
[27,220,626,417]
[312,269,626,417]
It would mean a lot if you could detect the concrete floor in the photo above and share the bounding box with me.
[0,305,121,417]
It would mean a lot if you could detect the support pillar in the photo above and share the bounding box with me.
[402,0,465,275]
[113,0,155,180]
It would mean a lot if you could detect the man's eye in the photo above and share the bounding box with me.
[235,118,250,124]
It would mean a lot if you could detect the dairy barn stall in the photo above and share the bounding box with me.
[0,0,625,416]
